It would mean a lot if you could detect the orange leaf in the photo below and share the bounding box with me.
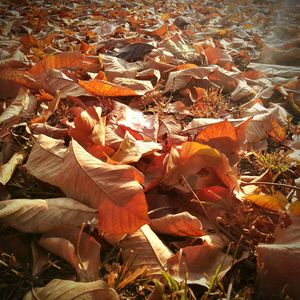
[163,141,236,193]
[204,46,233,69]
[79,79,138,97]
[29,51,86,74]
[176,63,198,71]
[69,106,106,147]
[288,201,300,216]
[0,67,37,89]
[195,120,242,164]
[245,192,288,212]
[25,135,149,234]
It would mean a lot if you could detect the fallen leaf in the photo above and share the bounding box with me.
[256,217,300,300]
[244,192,288,212]
[79,79,139,96]
[166,244,234,287]
[25,135,149,234]
[195,119,248,164]
[163,141,236,193]
[23,279,119,300]
[111,131,162,164]
[119,224,173,276]
[69,106,106,147]
[0,88,36,124]
[117,43,156,62]
[0,198,97,233]
[0,151,26,185]
[39,226,100,281]
[151,212,204,237]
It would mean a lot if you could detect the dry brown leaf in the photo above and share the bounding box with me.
[112,77,154,95]
[23,279,119,300]
[38,226,100,281]
[108,101,159,140]
[101,54,141,81]
[0,88,36,124]
[164,67,212,92]
[111,131,162,164]
[166,244,234,287]
[119,224,173,277]
[0,151,26,185]
[151,212,205,237]
[256,217,300,300]
[25,135,149,234]
[244,192,288,212]
[0,198,97,233]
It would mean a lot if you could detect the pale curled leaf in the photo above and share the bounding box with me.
[38,226,100,281]
[0,88,35,124]
[111,131,162,164]
[256,217,300,299]
[0,198,97,232]
[25,137,65,190]
[166,245,234,287]
[25,135,149,234]
[119,224,173,276]
[151,212,204,237]
[23,279,119,300]
[0,151,26,185]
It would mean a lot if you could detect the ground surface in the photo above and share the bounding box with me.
[0,0,300,299]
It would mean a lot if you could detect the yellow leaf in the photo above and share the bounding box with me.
[288,201,300,216]
[245,192,288,212]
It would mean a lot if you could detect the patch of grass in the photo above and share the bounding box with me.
[189,88,230,119]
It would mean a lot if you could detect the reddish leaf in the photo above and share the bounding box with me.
[79,79,139,97]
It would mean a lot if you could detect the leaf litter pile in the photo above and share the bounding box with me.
[0,0,300,299]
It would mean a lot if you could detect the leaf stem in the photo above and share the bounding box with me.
[241,181,300,191]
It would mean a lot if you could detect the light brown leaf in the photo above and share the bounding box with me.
[0,198,97,233]
[164,67,212,92]
[23,279,119,300]
[166,245,234,287]
[151,212,204,237]
[256,217,300,300]
[25,135,149,234]
[0,151,26,185]
[38,226,100,281]
[119,224,173,277]
[69,106,106,147]
[112,77,153,95]
[111,131,162,164]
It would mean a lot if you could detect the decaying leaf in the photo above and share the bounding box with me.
[25,135,149,234]
[244,192,288,212]
[0,151,26,185]
[119,224,173,276]
[256,217,300,300]
[166,244,234,287]
[151,212,205,237]
[38,226,100,281]
[0,198,97,233]
[23,279,119,300]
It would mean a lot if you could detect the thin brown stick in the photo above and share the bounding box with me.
[241,181,300,191]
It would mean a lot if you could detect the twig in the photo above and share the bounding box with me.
[241,181,300,191]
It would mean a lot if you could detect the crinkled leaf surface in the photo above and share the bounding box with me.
[151,212,205,237]
[38,226,100,281]
[119,224,173,276]
[25,135,149,234]
[23,279,119,300]
[0,198,97,233]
